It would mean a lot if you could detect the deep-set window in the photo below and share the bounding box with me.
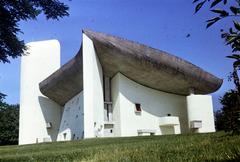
[63,133,67,140]
[135,103,142,112]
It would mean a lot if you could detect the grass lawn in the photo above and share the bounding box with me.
[0,132,240,162]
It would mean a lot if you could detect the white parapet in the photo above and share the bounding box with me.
[159,116,180,126]
[159,116,181,135]
[19,40,62,145]
[186,94,215,133]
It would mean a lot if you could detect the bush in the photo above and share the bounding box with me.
[0,102,19,145]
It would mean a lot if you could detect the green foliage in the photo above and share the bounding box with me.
[0,0,69,63]
[0,101,19,146]
[230,6,240,15]
[215,109,225,130]
[206,17,221,28]
[211,0,224,8]
[193,0,240,135]
[194,0,207,13]
[0,132,239,161]
[193,0,240,90]
[194,0,239,28]
[219,90,240,134]
[226,54,240,92]
[0,93,6,102]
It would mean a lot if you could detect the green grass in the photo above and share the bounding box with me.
[0,132,240,162]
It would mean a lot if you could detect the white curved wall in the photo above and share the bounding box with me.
[19,38,216,144]
[57,91,84,141]
[19,40,62,145]
[186,94,215,133]
[82,34,104,138]
[111,73,188,137]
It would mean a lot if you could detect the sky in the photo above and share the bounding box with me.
[0,0,235,110]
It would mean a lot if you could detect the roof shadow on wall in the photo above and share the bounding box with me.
[38,96,62,142]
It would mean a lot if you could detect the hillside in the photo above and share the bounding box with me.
[0,132,240,162]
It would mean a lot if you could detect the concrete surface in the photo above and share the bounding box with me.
[39,29,222,106]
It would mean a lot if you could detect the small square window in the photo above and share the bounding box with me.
[135,103,142,112]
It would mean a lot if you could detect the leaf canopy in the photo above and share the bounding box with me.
[0,0,69,63]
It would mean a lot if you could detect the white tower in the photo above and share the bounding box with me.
[19,40,62,145]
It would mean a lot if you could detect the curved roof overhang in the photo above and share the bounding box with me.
[39,49,83,106]
[39,29,222,106]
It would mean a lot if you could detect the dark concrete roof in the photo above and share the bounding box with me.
[39,49,83,106]
[39,29,222,106]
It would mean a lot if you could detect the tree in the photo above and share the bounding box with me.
[193,0,240,134]
[193,0,240,91]
[0,100,19,145]
[0,93,6,102]
[218,90,240,134]
[214,109,225,131]
[0,0,69,63]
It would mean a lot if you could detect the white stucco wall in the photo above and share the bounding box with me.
[19,40,62,145]
[57,91,84,141]
[82,34,104,138]
[186,94,215,133]
[111,74,122,136]
[111,73,188,137]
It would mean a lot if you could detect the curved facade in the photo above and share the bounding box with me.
[19,29,221,145]
[111,73,188,136]
[39,29,222,106]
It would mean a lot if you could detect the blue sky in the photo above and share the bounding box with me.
[0,0,234,110]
